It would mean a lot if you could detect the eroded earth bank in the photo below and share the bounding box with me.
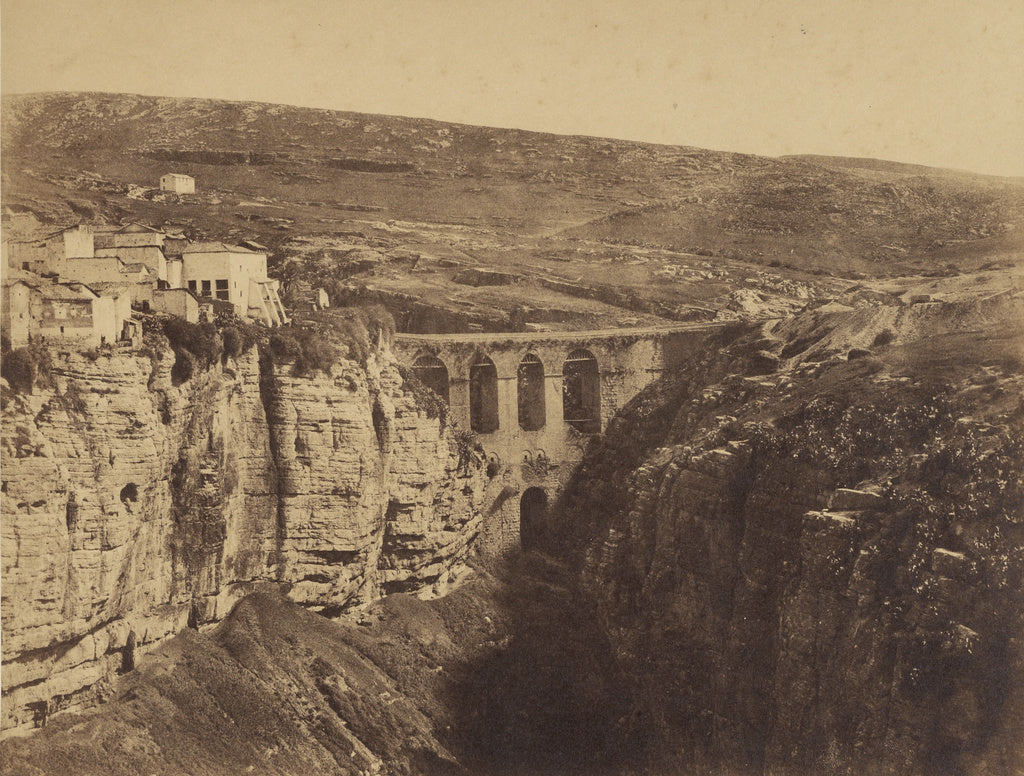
[2,293,1023,776]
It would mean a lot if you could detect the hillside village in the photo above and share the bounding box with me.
[1,174,292,351]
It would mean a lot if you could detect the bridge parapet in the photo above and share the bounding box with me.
[393,323,732,552]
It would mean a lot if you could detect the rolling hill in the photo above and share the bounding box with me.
[4,91,1023,330]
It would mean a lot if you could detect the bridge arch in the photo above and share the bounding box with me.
[520,487,547,550]
[411,354,450,404]
[469,353,500,434]
[517,352,546,431]
[563,349,601,433]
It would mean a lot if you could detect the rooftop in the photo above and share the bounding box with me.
[183,241,264,255]
[38,282,98,301]
[94,233,165,248]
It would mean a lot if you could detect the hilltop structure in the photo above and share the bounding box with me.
[159,173,194,195]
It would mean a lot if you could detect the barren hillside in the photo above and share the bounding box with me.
[4,92,1023,331]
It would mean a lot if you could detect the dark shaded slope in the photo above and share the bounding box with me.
[1,555,640,776]
[557,299,1024,775]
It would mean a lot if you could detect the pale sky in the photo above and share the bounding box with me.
[3,0,1023,176]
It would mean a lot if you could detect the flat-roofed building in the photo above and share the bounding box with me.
[160,173,195,195]
[4,225,94,276]
[181,242,288,326]
[152,287,200,323]
[93,223,168,281]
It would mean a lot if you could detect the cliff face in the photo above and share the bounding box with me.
[562,303,1024,775]
[0,341,486,733]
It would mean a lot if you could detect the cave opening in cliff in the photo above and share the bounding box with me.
[517,353,546,431]
[563,349,600,433]
[411,354,450,404]
[120,482,139,504]
[520,487,547,550]
[469,354,499,434]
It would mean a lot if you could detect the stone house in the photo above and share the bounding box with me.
[181,242,288,326]
[152,287,200,323]
[93,223,169,281]
[160,174,195,195]
[4,225,94,276]
[36,283,114,346]
[2,279,133,348]
[64,256,151,284]
[63,256,155,306]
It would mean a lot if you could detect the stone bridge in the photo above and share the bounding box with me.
[394,323,734,552]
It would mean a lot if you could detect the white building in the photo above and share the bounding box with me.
[4,225,94,276]
[160,174,195,195]
[181,242,288,326]
[3,281,131,347]
[152,287,200,323]
[93,223,169,281]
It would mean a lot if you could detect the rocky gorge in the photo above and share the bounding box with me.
[2,292,1022,776]
[3,89,1024,776]
[559,294,1024,775]
[1,325,487,733]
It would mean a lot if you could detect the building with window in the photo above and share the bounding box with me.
[1,279,131,348]
[4,225,94,276]
[159,173,195,195]
[180,242,287,326]
[93,223,169,281]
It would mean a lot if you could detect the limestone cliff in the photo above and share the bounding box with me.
[1,339,486,733]
[561,300,1024,775]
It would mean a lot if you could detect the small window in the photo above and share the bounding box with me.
[188,280,197,292]
[216,279,229,300]
[201,280,211,296]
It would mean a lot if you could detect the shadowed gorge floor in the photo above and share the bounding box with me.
[0,557,639,776]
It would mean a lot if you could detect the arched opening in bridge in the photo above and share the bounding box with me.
[520,487,547,551]
[469,354,500,434]
[563,349,600,433]
[517,353,546,431]
[411,354,450,405]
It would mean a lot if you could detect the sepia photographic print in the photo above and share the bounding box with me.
[1,1,1022,774]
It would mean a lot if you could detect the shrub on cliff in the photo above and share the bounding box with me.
[161,318,222,386]
[267,330,338,377]
[293,331,339,378]
[2,348,38,393]
[269,332,301,361]
[163,319,222,366]
[1,346,51,394]
[299,305,395,365]
[220,320,264,364]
